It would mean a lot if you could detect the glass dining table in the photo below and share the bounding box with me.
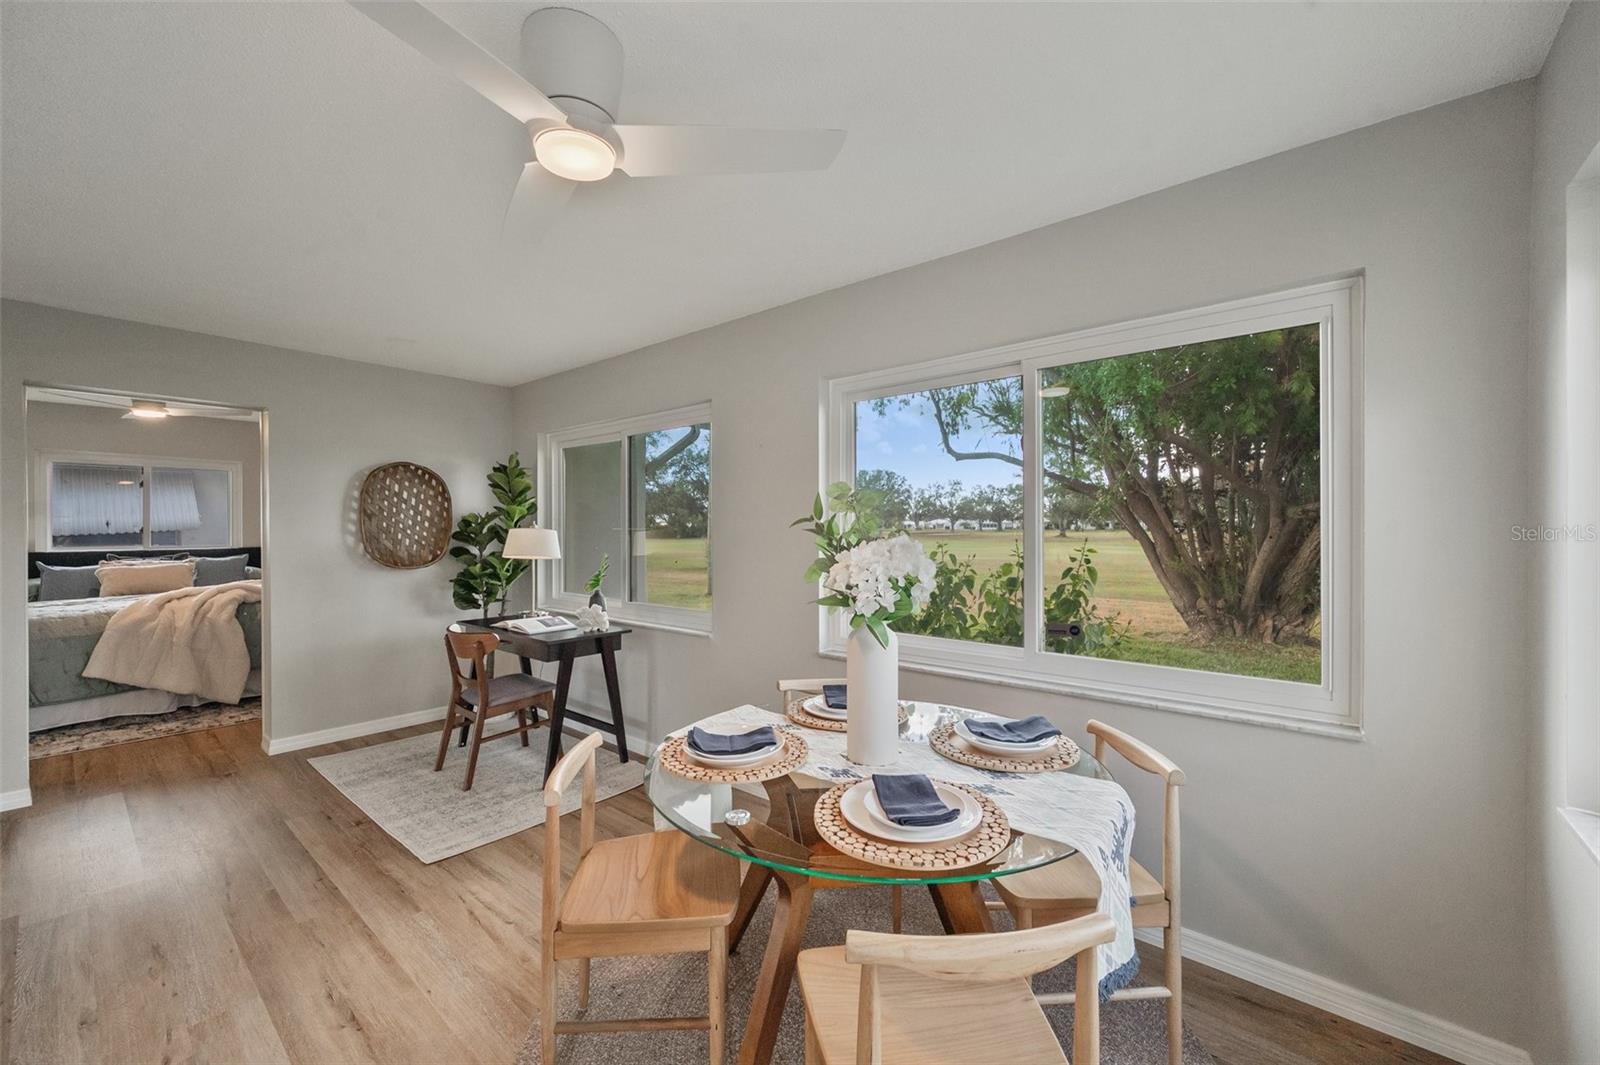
[645,700,1111,1065]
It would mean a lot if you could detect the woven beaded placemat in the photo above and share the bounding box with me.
[813,780,1012,872]
[656,728,809,784]
[785,701,909,732]
[929,723,1082,774]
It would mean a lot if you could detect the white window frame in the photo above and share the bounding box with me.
[32,449,245,551]
[823,278,1363,738]
[539,402,714,636]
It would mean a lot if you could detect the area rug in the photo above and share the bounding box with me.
[28,699,261,759]
[309,729,645,863]
[515,881,1211,1064]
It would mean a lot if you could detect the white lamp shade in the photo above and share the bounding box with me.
[503,526,561,560]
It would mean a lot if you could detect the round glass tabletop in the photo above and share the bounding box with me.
[645,700,1111,885]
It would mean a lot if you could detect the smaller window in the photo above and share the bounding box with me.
[545,405,713,631]
[43,455,240,550]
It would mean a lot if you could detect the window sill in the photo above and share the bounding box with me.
[818,646,1364,740]
[1558,807,1600,865]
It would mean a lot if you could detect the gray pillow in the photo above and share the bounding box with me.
[36,563,101,601]
[194,554,251,586]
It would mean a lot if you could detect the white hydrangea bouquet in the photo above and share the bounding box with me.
[793,481,936,647]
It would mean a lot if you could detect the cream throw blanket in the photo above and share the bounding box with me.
[84,580,262,704]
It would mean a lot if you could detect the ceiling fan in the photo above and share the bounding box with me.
[349,2,847,243]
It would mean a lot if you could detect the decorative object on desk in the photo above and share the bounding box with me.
[585,553,609,610]
[793,481,935,765]
[574,604,609,631]
[359,461,453,569]
[450,452,537,617]
[503,525,562,614]
[930,721,1082,774]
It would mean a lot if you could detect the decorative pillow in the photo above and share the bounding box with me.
[245,566,263,580]
[194,554,250,586]
[96,560,196,597]
[36,563,102,601]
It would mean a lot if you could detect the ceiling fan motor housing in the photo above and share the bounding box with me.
[520,7,624,124]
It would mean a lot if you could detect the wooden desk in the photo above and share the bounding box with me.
[456,615,632,783]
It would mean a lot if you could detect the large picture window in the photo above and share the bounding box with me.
[826,280,1360,735]
[544,404,714,631]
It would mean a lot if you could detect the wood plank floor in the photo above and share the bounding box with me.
[1,720,1453,1065]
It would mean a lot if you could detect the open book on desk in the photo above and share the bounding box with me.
[493,613,577,636]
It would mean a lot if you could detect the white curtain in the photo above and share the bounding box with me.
[51,464,200,537]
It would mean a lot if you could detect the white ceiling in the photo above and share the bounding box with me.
[1,2,1566,386]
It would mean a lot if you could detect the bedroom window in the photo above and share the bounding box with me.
[823,278,1362,736]
[39,453,243,550]
[543,403,714,633]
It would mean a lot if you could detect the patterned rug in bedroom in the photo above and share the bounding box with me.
[28,699,261,759]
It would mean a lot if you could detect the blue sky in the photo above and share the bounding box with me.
[854,394,1020,491]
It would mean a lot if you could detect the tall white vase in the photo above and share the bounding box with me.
[845,623,900,765]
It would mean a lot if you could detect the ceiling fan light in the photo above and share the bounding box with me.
[533,126,616,182]
[128,400,169,419]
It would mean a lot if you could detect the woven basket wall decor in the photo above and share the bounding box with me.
[359,462,453,570]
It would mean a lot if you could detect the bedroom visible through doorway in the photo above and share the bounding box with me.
[23,386,267,758]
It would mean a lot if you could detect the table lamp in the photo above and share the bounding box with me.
[503,526,561,614]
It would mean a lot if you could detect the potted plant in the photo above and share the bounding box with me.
[586,554,610,610]
[794,481,935,764]
[450,453,536,618]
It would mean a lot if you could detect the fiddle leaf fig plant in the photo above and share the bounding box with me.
[450,452,536,618]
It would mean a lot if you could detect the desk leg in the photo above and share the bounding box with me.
[599,639,629,763]
[737,871,814,1065]
[929,881,994,934]
[542,647,575,785]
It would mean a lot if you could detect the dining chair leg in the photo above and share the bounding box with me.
[433,707,456,772]
[462,708,489,791]
[517,708,531,748]
[889,885,902,934]
[1165,923,1183,1065]
[708,925,727,1065]
[577,958,591,1010]
[541,948,558,1065]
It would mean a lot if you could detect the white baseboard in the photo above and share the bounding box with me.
[0,787,33,813]
[1134,926,1531,1065]
[265,706,448,755]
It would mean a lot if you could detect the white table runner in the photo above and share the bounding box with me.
[674,702,1140,996]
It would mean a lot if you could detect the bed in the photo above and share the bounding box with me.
[27,547,264,732]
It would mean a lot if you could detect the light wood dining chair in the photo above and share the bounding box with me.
[439,629,555,790]
[796,911,1115,1065]
[994,720,1186,1065]
[777,678,904,934]
[540,731,741,1065]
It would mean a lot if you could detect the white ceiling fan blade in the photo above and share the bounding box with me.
[503,162,575,245]
[349,1,566,126]
[613,125,845,178]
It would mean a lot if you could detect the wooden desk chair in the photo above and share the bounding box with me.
[540,732,741,1065]
[994,720,1186,1065]
[438,629,555,791]
[796,911,1115,1065]
[777,678,904,934]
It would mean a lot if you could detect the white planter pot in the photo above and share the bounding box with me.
[845,623,900,765]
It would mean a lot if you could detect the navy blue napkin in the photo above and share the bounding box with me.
[822,684,847,709]
[871,774,961,827]
[963,714,1062,745]
[687,726,779,756]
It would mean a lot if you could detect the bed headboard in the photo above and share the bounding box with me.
[27,546,263,579]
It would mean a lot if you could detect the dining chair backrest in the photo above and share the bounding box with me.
[541,731,604,943]
[444,630,499,710]
[776,677,844,714]
[844,912,1115,1065]
[1085,719,1184,910]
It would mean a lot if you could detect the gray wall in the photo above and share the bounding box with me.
[1,302,513,795]
[25,400,263,547]
[513,85,1536,1047]
[1527,4,1600,1063]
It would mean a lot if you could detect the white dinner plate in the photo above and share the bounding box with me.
[955,718,1058,757]
[801,694,848,720]
[838,779,982,843]
[683,738,782,767]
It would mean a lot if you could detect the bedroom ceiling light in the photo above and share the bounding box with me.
[532,126,617,183]
[128,400,170,419]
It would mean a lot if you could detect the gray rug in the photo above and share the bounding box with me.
[29,699,260,759]
[309,729,645,863]
[516,881,1210,1064]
